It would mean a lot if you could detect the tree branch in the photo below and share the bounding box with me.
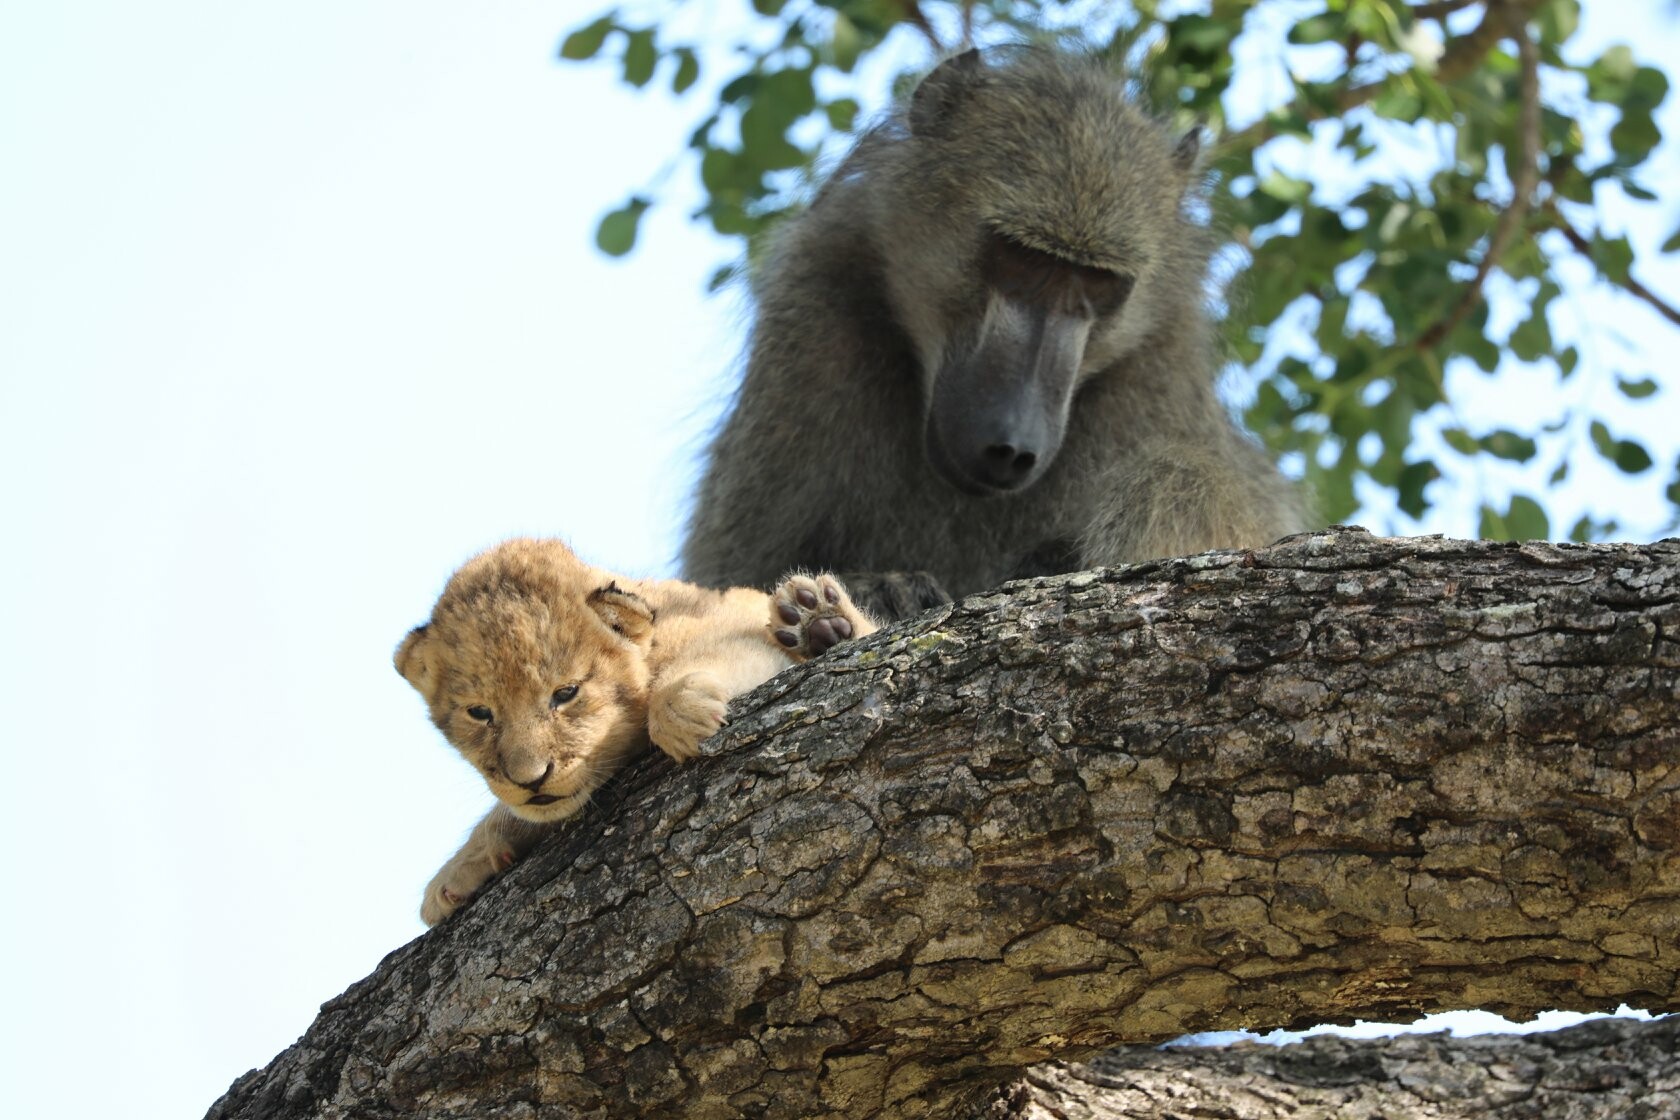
[981,1016,1680,1118]
[1544,200,1680,329]
[897,2,944,53]
[206,530,1680,1120]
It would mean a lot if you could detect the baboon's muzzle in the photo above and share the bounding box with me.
[924,297,1088,495]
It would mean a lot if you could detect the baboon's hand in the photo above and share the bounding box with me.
[648,671,729,761]
[835,570,951,622]
[421,839,516,926]
[771,572,879,660]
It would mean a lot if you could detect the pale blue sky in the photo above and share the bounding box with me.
[1,4,1675,1118]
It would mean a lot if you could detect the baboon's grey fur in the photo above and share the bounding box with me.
[684,46,1305,618]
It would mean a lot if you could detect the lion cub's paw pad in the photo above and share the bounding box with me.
[772,574,864,659]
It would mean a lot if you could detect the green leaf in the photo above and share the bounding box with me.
[759,67,817,118]
[622,28,657,88]
[1372,84,1423,123]
[1589,420,1655,474]
[825,98,860,132]
[1558,346,1580,379]
[1663,225,1680,255]
[1585,45,1638,104]
[1481,430,1538,462]
[1508,311,1551,363]
[671,48,699,94]
[1478,504,1504,541]
[1666,455,1680,509]
[1631,66,1670,108]
[1610,110,1661,162]
[1536,0,1580,46]
[706,263,740,293]
[1548,460,1569,486]
[1462,330,1501,374]
[830,14,863,72]
[755,137,807,171]
[1396,460,1440,519]
[1614,442,1654,474]
[559,15,616,61]
[1257,171,1311,205]
[1171,14,1236,55]
[1568,514,1619,543]
[718,73,759,104]
[1441,427,1479,456]
[1505,495,1551,541]
[1617,375,1659,400]
[1287,14,1342,45]
[595,197,649,256]
[1590,235,1635,286]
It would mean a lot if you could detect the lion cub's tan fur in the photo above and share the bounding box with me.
[397,537,874,925]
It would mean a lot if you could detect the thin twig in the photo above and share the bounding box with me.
[1545,202,1680,328]
[1415,13,1541,351]
[899,2,945,53]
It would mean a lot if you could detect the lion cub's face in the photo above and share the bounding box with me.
[396,539,657,823]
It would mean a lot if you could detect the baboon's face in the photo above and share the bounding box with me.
[896,48,1192,497]
[922,232,1134,495]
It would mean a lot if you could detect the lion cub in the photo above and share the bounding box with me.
[397,537,875,925]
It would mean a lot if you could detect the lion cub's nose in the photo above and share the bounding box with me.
[503,754,554,790]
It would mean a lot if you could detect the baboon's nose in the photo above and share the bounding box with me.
[980,443,1039,489]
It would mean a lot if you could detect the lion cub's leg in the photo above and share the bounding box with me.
[646,583,826,762]
[771,572,878,661]
[421,804,547,926]
[647,670,732,763]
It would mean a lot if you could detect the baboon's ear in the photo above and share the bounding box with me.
[910,48,984,139]
[587,583,655,646]
[395,624,437,697]
[1173,125,1203,174]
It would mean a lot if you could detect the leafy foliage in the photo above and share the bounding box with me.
[561,0,1680,541]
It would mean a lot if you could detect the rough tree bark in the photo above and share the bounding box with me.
[979,1015,1678,1118]
[208,529,1680,1120]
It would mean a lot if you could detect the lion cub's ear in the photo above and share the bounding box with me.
[587,583,654,646]
[395,624,438,698]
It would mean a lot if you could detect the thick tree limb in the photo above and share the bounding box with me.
[208,530,1680,1120]
[980,1016,1678,1119]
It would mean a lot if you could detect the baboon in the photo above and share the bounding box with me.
[683,46,1305,618]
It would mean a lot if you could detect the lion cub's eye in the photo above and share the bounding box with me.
[550,685,579,709]
[466,705,493,723]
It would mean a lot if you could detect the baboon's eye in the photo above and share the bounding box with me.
[550,685,579,709]
[984,235,1062,302]
[466,705,493,723]
[1078,269,1134,318]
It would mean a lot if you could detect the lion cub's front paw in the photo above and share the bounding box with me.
[648,670,729,761]
[420,843,515,926]
[771,572,876,661]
